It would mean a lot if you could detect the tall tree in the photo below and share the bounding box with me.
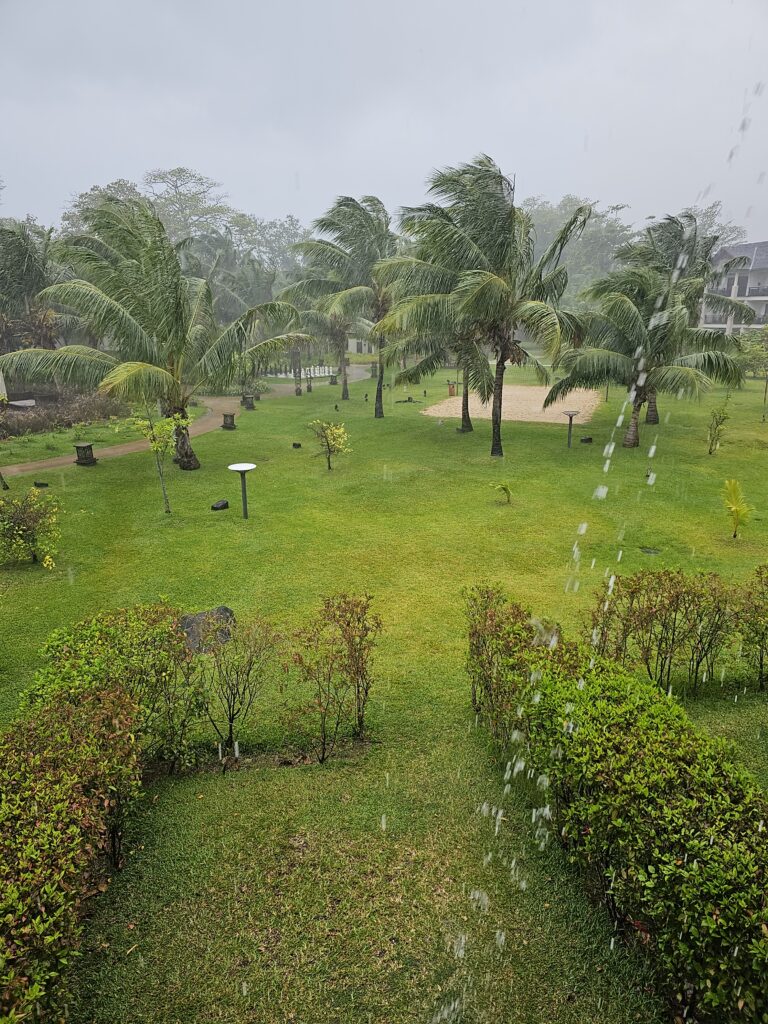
[522,194,636,296]
[545,272,744,447]
[0,219,71,351]
[378,156,590,456]
[610,211,751,422]
[281,196,399,418]
[0,199,301,468]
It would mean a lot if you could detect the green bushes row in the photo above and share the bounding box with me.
[1,595,381,1020]
[465,585,768,1023]
[589,565,768,696]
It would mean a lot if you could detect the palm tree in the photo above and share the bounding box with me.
[545,278,744,447]
[613,213,753,422]
[382,311,493,431]
[281,196,398,417]
[0,199,301,468]
[377,156,591,456]
[297,308,370,400]
[0,220,70,350]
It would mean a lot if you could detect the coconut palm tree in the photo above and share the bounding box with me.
[281,196,399,418]
[0,199,301,468]
[0,220,72,350]
[296,308,370,401]
[381,308,494,432]
[544,280,744,447]
[376,156,590,456]
[612,213,753,422]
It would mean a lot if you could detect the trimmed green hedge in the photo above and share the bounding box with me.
[465,585,768,1022]
[0,604,183,1021]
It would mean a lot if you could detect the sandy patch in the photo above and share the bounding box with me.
[421,385,602,424]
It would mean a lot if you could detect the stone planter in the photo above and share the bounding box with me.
[73,443,97,466]
[222,413,236,430]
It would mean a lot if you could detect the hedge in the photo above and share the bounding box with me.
[1,604,183,1021]
[465,585,768,1023]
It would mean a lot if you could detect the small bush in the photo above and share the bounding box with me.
[588,569,741,695]
[0,390,127,440]
[0,682,140,1021]
[308,420,351,470]
[321,593,381,738]
[0,487,60,568]
[465,585,768,1022]
[199,615,281,758]
[30,604,203,771]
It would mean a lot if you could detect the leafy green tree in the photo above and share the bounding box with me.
[738,330,768,417]
[378,156,590,456]
[309,420,351,470]
[282,196,399,418]
[60,179,145,236]
[0,199,300,469]
[132,410,183,514]
[521,194,636,296]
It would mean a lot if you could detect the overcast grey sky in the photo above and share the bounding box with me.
[2,0,767,235]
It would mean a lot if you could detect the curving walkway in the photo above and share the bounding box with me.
[0,366,373,478]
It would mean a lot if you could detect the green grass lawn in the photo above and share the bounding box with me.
[2,371,767,1022]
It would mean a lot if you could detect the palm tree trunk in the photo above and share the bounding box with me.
[460,376,473,432]
[645,389,659,424]
[374,339,385,419]
[0,471,8,491]
[623,399,643,448]
[341,360,349,400]
[490,355,506,457]
[174,413,200,470]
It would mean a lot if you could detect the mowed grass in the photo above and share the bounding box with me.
[2,371,767,1022]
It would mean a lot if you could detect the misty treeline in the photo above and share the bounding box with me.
[1,166,746,324]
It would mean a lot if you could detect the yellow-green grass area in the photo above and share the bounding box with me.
[2,372,767,1022]
[0,403,206,467]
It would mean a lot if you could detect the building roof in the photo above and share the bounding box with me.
[713,241,768,271]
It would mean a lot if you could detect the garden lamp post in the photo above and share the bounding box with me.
[562,410,580,449]
[228,462,256,519]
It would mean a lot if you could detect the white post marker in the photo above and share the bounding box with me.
[228,462,256,519]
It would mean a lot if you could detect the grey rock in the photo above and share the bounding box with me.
[180,606,236,652]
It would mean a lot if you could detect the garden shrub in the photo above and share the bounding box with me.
[0,390,127,440]
[0,681,140,1021]
[465,584,768,1022]
[29,603,204,770]
[0,488,60,569]
[289,594,382,760]
[589,569,739,695]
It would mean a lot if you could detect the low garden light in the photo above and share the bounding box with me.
[562,410,580,449]
[228,462,256,519]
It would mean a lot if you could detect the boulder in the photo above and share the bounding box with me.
[180,606,236,652]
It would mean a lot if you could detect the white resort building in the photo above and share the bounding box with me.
[703,241,768,333]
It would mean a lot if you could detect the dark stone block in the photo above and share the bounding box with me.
[580,436,593,444]
[180,606,236,652]
[292,442,302,449]
[33,481,49,488]
[211,499,229,511]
